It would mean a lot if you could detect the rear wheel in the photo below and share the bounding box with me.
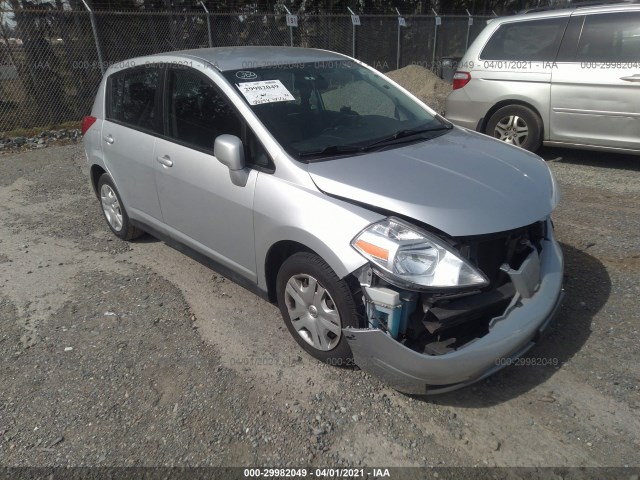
[485,104,543,152]
[97,174,144,241]
[276,252,361,364]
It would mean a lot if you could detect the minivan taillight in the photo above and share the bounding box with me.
[452,72,471,90]
[81,116,97,136]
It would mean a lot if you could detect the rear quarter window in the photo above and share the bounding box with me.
[107,67,159,132]
[480,17,569,61]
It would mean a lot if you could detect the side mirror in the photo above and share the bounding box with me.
[214,134,245,171]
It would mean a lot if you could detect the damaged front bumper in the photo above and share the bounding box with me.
[343,233,564,395]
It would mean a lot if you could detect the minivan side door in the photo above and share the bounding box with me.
[550,11,640,150]
[102,65,163,221]
[153,65,259,281]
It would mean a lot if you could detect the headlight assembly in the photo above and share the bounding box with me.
[351,217,489,290]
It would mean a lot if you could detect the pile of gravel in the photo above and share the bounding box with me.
[385,64,452,115]
[321,65,452,117]
[0,128,81,154]
[322,80,396,118]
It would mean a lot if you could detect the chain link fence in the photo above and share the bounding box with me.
[0,9,492,132]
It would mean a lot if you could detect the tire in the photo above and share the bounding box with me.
[485,104,543,152]
[97,174,144,241]
[276,252,362,364]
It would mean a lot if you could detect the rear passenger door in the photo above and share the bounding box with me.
[550,11,640,149]
[153,66,259,281]
[102,65,163,221]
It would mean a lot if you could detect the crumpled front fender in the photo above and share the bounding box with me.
[344,233,564,395]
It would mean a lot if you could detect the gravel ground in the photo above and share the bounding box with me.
[0,141,639,473]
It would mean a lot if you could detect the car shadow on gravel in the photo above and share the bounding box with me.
[418,242,610,407]
[539,147,640,171]
[133,233,161,244]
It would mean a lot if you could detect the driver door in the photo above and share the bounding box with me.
[153,66,258,281]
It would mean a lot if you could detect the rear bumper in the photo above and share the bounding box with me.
[344,233,564,395]
[444,89,490,131]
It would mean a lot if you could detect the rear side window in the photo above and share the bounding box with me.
[108,67,159,132]
[576,12,640,62]
[481,17,568,61]
[165,67,242,151]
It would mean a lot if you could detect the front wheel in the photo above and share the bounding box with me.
[276,252,362,363]
[485,104,543,152]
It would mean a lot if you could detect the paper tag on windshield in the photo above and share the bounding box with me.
[237,80,295,105]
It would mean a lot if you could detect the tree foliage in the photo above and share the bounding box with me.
[5,0,547,15]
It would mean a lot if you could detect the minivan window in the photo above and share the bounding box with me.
[108,67,159,132]
[165,67,242,151]
[576,12,640,62]
[481,17,568,61]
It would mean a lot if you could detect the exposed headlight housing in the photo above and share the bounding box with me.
[351,217,489,290]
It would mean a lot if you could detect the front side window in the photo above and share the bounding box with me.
[165,67,242,151]
[108,67,159,132]
[576,12,640,62]
[481,18,568,61]
[222,61,448,160]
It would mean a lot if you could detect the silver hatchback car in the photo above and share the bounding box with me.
[83,46,564,394]
[445,3,640,154]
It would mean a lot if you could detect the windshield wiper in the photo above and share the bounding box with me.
[297,144,365,158]
[296,124,452,158]
[363,125,452,151]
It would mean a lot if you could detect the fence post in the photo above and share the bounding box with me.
[200,1,213,48]
[352,21,355,58]
[347,7,360,58]
[465,9,472,51]
[396,8,405,70]
[283,6,294,47]
[80,0,105,76]
[431,8,440,72]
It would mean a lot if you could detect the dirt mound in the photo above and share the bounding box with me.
[385,64,452,115]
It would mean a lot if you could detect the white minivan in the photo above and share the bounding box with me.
[445,2,640,153]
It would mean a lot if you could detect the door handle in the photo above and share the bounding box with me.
[156,155,173,168]
[620,75,640,82]
[103,134,114,144]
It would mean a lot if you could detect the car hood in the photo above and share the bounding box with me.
[307,127,556,237]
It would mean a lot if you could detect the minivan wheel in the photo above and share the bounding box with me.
[485,105,542,152]
[276,252,361,364]
[97,174,144,241]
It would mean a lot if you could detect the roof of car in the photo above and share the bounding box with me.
[155,46,349,72]
[521,0,639,13]
[498,1,640,21]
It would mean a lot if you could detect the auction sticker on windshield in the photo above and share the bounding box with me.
[237,80,295,105]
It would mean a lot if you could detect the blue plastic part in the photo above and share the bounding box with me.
[399,292,419,336]
[386,308,403,338]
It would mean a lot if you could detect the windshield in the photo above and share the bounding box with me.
[222,60,449,160]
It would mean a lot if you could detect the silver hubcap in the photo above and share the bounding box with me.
[284,274,342,351]
[100,184,123,232]
[494,115,528,146]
